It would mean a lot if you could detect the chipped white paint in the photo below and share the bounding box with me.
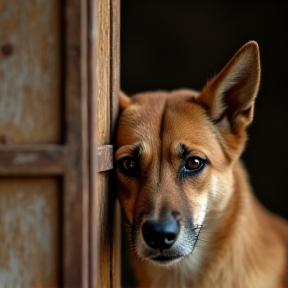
[0,0,61,144]
[0,178,59,287]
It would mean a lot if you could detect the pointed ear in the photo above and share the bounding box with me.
[197,41,260,133]
[119,91,131,110]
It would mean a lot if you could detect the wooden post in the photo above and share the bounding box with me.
[88,0,120,287]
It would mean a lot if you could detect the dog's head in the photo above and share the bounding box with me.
[115,41,260,266]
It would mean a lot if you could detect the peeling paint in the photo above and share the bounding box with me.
[0,0,61,144]
[0,178,59,287]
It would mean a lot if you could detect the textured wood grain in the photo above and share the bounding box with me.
[113,200,121,288]
[88,0,99,284]
[0,145,66,175]
[0,177,59,287]
[95,0,112,283]
[0,0,62,144]
[110,0,121,287]
[89,0,115,287]
[63,0,89,287]
[96,0,111,145]
[110,0,120,139]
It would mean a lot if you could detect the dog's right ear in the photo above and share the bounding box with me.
[119,91,131,110]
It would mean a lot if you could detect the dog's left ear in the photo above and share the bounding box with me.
[197,41,260,133]
[119,91,131,110]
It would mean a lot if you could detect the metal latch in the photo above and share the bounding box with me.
[97,145,113,172]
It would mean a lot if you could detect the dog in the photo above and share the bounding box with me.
[115,41,288,288]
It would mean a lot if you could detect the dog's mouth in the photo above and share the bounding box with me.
[151,254,182,264]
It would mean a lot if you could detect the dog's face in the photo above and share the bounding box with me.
[116,41,260,266]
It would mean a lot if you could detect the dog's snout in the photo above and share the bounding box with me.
[142,220,180,250]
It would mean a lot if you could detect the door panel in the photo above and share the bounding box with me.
[0,0,62,144]
[0,177,60,287]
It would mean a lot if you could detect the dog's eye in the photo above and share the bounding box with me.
[123,158,136,170]
[184,156,205,172]
[117,156,140,177]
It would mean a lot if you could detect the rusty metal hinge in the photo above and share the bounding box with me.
[97,145,113,172]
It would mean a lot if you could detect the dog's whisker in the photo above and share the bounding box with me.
[197,237,208,243]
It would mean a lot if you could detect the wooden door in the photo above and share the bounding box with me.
[0,0,120,287]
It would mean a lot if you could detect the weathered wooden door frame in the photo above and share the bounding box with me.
[88,0,120,287]
[0,0,120,287]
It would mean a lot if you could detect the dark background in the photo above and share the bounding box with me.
[121,1,287,286]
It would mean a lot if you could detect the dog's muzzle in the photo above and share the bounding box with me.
[136,214,197,265]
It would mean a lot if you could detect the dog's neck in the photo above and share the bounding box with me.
[189,161,285,288]
[136,161,286,288]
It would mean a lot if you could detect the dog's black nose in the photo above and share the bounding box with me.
[142,220,180,250]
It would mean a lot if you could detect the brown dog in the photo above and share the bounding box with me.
[115,41,288,288]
